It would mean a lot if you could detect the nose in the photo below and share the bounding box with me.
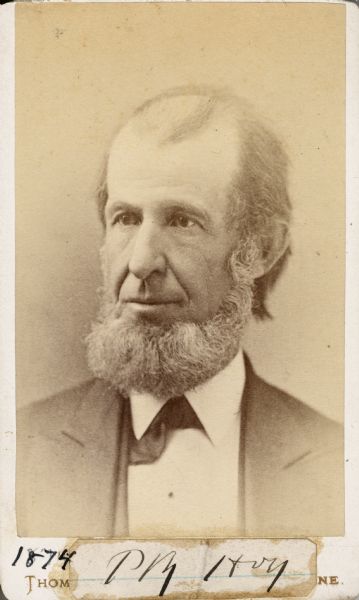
[128,222,166,281]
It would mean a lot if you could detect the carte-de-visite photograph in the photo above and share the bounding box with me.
[16,2,345,539]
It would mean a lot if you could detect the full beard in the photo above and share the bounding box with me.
[86,254,254,399]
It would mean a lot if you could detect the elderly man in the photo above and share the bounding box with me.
[17,86,343,538]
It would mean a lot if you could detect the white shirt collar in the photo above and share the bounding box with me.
[130,350,245,446]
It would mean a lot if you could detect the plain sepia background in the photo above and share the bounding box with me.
[15,3,345,423]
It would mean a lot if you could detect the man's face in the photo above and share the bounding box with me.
[103,118,240,326]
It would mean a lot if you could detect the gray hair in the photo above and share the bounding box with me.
[96,85,292,319]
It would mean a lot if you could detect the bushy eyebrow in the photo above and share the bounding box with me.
[105,199,213,230]
[162,202,211,227]
[105,201,141,222]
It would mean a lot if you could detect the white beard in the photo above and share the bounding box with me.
[86,254,254,399]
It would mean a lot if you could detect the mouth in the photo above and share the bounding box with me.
[119,297,183,319]
[124,296,181,306]
[125,300,179,312]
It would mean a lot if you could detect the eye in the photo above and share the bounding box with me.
[113,212,141,227]
[169,214,198,229]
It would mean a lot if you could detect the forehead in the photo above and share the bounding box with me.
[107,116,240,213]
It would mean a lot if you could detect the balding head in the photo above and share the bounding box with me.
[97,85,291,318]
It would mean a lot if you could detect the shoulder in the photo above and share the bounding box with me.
[17,379,103,436]
[244,355,342,449]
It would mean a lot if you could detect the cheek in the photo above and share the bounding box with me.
[175,249,232,310]
[206,259,233,303]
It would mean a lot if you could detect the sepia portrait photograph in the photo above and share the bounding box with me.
[15,2,345,542]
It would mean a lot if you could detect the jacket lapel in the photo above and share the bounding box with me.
[241,356,319,536]
[59,379,129,536]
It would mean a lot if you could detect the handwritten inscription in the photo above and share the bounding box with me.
[105,548,289,596]
[12,546,76,570]
[15,540,314,598]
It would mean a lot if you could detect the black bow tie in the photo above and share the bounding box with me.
[129,395,205,465]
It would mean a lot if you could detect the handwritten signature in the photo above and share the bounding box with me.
[105,548,289,596]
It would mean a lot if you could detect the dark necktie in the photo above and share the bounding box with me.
[129,395,205,465]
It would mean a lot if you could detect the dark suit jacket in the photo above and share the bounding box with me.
[16,357,344,537]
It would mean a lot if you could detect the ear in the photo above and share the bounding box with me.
[251,223,290,279]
